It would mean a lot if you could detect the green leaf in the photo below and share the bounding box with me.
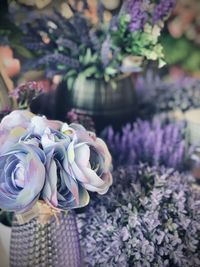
[67,76,76,90]
[57,64,66,70]
[82,66,97,78]
[12,43,33,58]
[82,48,92,65]
[110,80,117,90]
[104,74,110,82]
[158,58,166,68]
[105,67,118,75]
[65,69,77,77]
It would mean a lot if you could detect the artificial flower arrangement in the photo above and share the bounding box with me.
[19,0,176,87]
[0,110,112,217]
[0,109,112,265]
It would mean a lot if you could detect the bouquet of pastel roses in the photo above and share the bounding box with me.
[0,110,112,217]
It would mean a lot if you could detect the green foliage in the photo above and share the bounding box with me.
[162,35,200,73]
[111,15,165,67]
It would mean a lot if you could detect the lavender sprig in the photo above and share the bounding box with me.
[153,0,176,23]
[126,0,148,31]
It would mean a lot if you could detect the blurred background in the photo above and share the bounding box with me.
[0,0,199,132]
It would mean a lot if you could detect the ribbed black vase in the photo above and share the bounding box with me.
[10,211,82,267]
[68,75,137,132]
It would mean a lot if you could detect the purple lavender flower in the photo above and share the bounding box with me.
[103,119,189,170]
[153,0,176,23]
[122,0,176,31]
[125,0,148,31]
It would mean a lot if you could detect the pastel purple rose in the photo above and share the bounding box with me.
[0,110,34,131]
[0,143,46,213]
[0,110,34,154]
[0,109,63,134]
[0,110,63,154]
[0,110,113,213]
[30,115,63,135]
[41,124,112,210]
[63,123,113,194]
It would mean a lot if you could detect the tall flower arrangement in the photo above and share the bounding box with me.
[0,110,112,267]
[17,0,176,87]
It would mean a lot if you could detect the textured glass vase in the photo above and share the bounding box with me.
[10,211,82,267]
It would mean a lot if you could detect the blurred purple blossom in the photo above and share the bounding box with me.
[125,0,148,31]
[136,72,200,117]
[153,0,176,23]
[123,0,176,31]
[103,119,190,170]
[10,81,46,110]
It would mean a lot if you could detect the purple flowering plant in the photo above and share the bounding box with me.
[103,119,191,171]
[79,165,200,267]
[17,0,176,86]
[136,73,200,116]
[10,81,45,110]
[0,110,112,214]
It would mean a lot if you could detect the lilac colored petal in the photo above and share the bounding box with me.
[0,110,33,131]
[17,156,45,204]
[42,156,58,207]
[74,143,90,168]
[70,161,88,183]
[30,116,63,135]
[81,168,107,191]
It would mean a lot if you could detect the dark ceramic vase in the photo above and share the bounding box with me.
[10,211,82,267]
[68,75,137,132]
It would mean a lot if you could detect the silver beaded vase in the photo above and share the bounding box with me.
[10,211,82,267]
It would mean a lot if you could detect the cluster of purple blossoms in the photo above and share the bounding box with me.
[136,73,200,115]
[103,119,190,171]
[10,81,45,109]
[79,165,200,267]
[125,0,148,31]
[153,0,177,23]
[124,0,176,32]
